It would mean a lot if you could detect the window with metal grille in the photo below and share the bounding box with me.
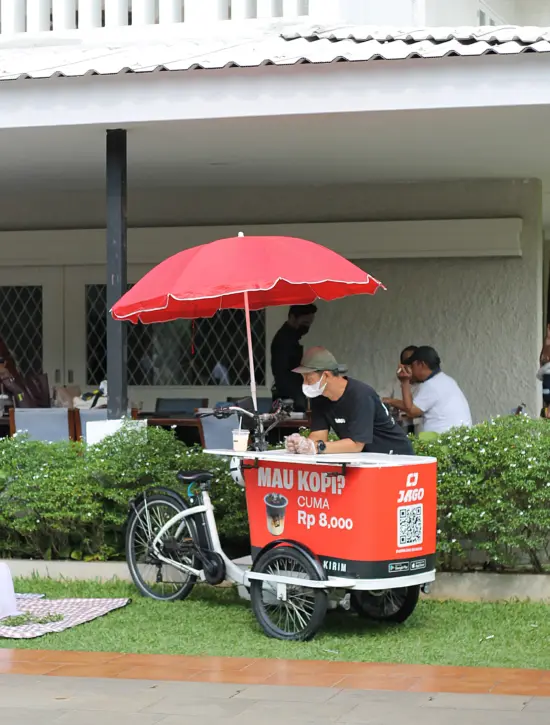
[86,284,266,387]
[0,286,43,377]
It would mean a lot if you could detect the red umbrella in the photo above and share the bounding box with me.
[111,234,384,407]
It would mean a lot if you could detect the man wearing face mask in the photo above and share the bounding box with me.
[270,304,317,413]
[285,347,414,456]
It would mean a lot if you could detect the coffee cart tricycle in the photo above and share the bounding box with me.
[125,402,437,641]
[114,234,437,640]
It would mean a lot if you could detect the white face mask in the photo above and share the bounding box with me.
[302,374,327,399]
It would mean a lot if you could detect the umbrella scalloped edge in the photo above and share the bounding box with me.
[112,276,386,323]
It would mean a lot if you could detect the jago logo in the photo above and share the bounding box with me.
[397,471,423,504]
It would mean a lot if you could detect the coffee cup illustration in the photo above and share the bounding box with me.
[264,493,288,536]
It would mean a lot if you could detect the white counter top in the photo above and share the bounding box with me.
[204,448,436,468]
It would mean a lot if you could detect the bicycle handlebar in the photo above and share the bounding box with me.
[199,405,286,424]
[196,398,295,451]
[198,397,294,422]
[214,405,255,420]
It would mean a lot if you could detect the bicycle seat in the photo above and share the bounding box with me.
[176,470,214,484]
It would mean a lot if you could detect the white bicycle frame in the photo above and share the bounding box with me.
[149,489,435,593]
[151,490,247,586]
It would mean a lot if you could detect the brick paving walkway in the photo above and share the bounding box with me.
[1,670,550,725]
[1,649,550,696]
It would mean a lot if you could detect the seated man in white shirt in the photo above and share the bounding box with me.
[381,345,420,434]
[386,346,472,434]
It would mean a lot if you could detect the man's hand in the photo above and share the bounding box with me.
[397,365,412,382]
[296,436,316,455]
[284,433,315,455]
[284,433,302,453]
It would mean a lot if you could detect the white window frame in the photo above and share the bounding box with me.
[478,1,507,26]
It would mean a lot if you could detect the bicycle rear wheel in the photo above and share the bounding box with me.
[126,493,197,601]
[350,586,420,623]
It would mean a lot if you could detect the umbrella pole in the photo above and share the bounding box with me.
[243,290,258,412]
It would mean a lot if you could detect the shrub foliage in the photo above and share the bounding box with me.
[0,416,549,571]
[415,416,550,572]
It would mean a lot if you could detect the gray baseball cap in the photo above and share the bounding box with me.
[292,347,347,374]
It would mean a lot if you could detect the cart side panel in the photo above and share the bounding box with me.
[244,459,437,580]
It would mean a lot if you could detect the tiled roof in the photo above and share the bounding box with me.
[286,25,550,43]
[0,22,549,81]
[283,24,550,58]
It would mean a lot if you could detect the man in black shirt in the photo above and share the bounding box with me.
[285,347,414,456]
[270,304,317,413]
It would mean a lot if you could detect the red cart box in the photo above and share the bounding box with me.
[243,451,437,585]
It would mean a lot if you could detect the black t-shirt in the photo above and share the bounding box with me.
[310,377,414,455]
[270,323,306,411]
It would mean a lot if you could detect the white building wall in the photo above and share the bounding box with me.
[333,0,527,27]
[425,0,517,26]
[425,0,479,26]
[331,0,418,25]
[515,0,550,25]
[0,178,542,423]
[298,180,542,424]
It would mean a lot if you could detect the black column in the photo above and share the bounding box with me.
[106,129,128,419]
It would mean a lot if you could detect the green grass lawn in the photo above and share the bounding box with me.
[2,577,549,670]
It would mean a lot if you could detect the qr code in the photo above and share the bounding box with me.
[397,504,423,547]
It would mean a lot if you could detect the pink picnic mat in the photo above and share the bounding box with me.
[0,596,130,639]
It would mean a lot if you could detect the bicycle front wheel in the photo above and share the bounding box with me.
[126,492,197,601]
[250,546,327,641]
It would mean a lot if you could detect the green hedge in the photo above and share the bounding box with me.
[0,426,248,562]
[415,416,550,573]
[0,416,549,572]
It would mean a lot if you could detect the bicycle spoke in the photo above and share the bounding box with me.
[260,555,318,635]
[130,499,195,599]
[358,588,408,618]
